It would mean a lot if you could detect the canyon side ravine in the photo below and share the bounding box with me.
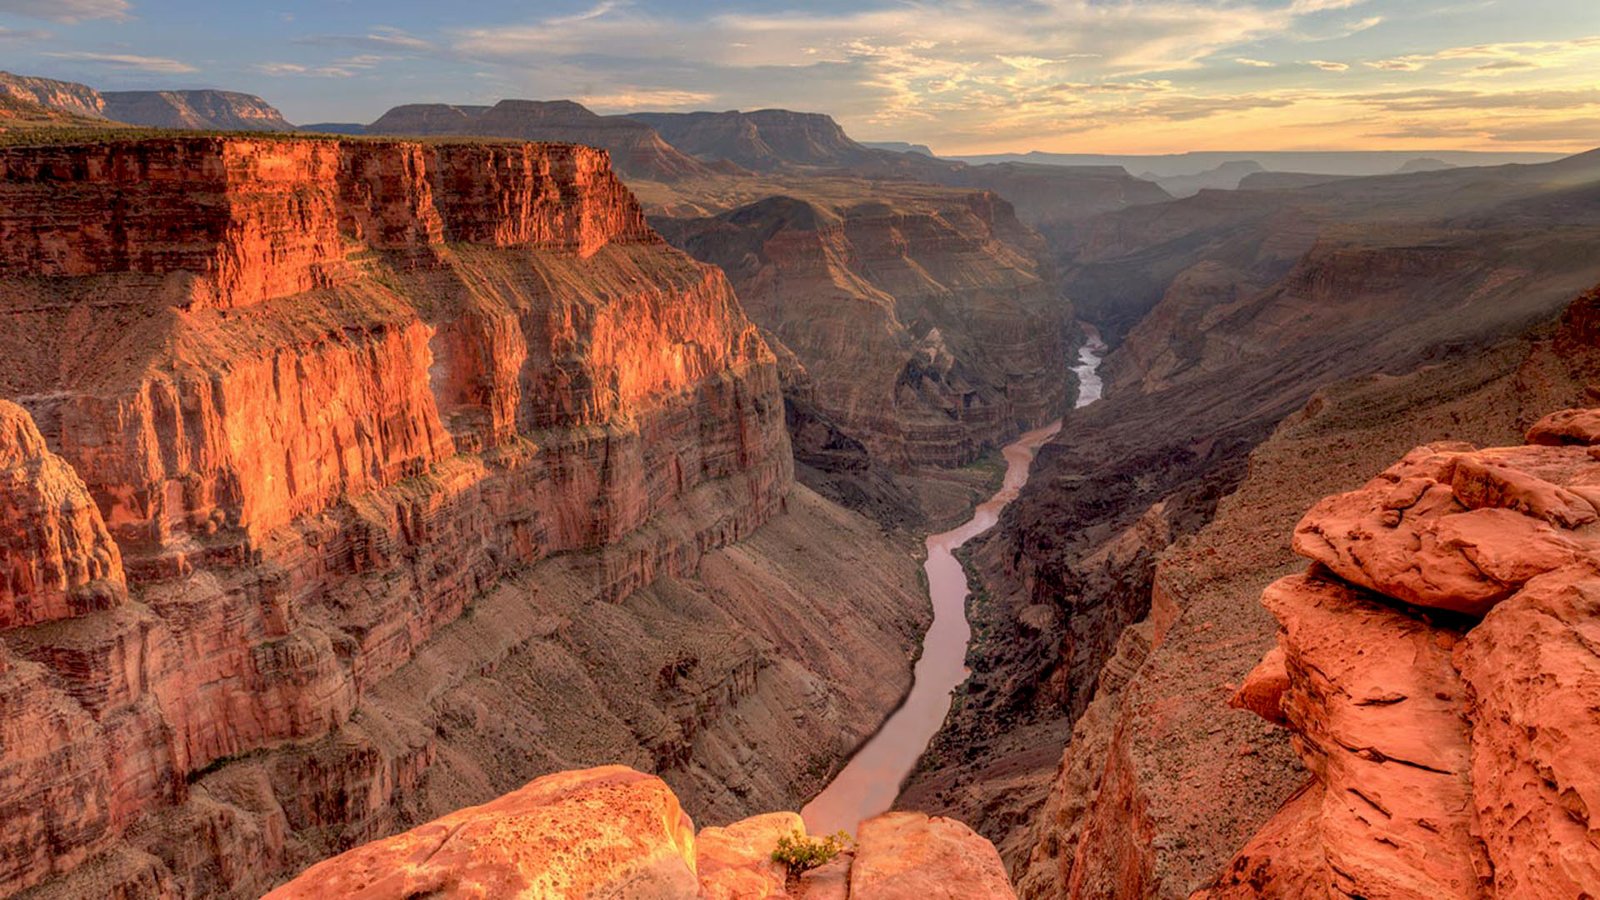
[803,331,1107,836]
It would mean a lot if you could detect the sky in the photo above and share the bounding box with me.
[1,0,1598,154]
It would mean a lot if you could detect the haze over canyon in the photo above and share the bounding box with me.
[0,0,1598,897]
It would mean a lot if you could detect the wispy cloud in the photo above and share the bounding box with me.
[1365,58,1424,71]
[1363,35,1600,74]
[0,25,50,40]
[256,54,383,78]
[293,26,434,53]
[42,50,195,73]
[0,0,127,23]
[578,87,714,111]
[1235,57,1275,67]
[1307,59,1350,71]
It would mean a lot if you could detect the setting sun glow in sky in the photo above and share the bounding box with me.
[3,0,1597,154]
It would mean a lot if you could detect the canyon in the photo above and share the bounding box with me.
[0,132,973,898]
[899,143,1600,891]
[0,65,1598,899]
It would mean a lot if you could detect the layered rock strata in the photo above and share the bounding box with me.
[1211,415,1600,898]
[899,149,1600,885]
[657,191,1071,470]
[0,134,887,898]
[268,765,1017,899]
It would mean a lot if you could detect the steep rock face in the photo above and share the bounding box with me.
[99,90,293,131]
[910,288,1600,898]
[366,100,710,181]
[657,191,1070,469]
[1217,415,1600,898]
[269,766,1017,900]
[0,72,106,120]
[0,134,816,898]
[0,401,125,630]
[900,157,1600,883]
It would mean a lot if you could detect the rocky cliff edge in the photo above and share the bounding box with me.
[267,765,1016,900]
[1207,408,1600,898]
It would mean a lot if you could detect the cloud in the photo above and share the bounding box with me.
[1353,88,1600,112]
[1470,59,1538,75]
[1361,34,1600,75]
[0,25,50,40]
[294,26,434,53]
[1234,57,1275,67]
[1307,59,1349,71]
[446,0,1380,137]
[1288,0,1372,12]
[256,54,384,78]
[1488,118,1600,143]
[578,87,715,111]
[1129,91,1298,121]
[42,51,195,73]
[1365,58,1423,71]
[0,0,127,22]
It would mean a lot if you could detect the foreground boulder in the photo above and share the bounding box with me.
[265,767,699,899]
[269,767,1017,899]
[1214,410,1600,898]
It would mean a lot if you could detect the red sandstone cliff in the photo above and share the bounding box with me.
[0,134,849,897]
[1206,410,1600,898]
[0,401,126,630]
[1003,290,1600,898]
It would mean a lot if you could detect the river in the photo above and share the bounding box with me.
[801,325,1107,835]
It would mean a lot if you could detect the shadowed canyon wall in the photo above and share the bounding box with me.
[0,135,933,898]
[900,149,1600,895]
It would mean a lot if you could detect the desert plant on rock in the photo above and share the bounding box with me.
[771,829,851,881]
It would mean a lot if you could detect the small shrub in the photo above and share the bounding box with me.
[771,830,851,880]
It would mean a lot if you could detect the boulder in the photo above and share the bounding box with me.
[850,812,1016,899]
[264,766,699,899]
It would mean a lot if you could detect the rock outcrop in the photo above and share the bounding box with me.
[0,73,291,132]
[656,189,1071,470]
[366,100,710,181]
[268,766,1017,899]
[99,90,293,131]
[1214,416,1600,898]
[0,133,940,899]
[0,401,125,629]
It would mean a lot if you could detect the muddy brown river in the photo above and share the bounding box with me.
[802,326,1107,835]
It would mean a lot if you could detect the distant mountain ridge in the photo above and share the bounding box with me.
[864,140,935,156]
[0,71,291,132]
[0,71,105,120]
[628,109,880,170]
[365,99,710,181]
[100,90,292,131]
[1139,160,1264,198]
[956,149,1565,178]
